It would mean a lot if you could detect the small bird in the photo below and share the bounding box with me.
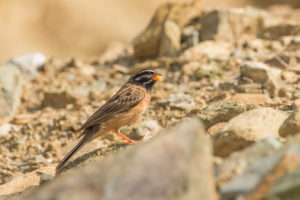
[56,69,162,171]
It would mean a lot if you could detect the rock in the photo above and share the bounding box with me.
[267,165,300,199]
[133,1,202,58]
[229,93,271,105]
[180,41,232,61]
[29,119,217,200]
[259,23,300,40]
[158,20,181,57]
[181,26,199,50]
[241,61,282,97]
[281,71,298,84]
[8,52,46,80]
[0,64,22,124]
[39,173,54,185]
[216,137,282,187]
[159,93,195,111]
[0,123,12,137]
[220,146,300,200]
[196,101,256,129]
[213,107,288,157]
[207,122,227,136]
[69,79,107,98]
[200,7,272,42]
[241,61,281,84]
[133,120,160,140]
[279,106,300,137]
[42,91,77,109]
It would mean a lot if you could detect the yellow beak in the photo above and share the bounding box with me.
[152,74,163,81]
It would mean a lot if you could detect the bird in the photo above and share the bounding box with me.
[56,69,162,171]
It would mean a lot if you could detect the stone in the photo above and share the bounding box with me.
[220,146,300,200]
[213,107,288,157]
[0,123,12,137]
[196,101,256,129]
[259,23,300,40]
[159,93,195,111]
[229,93,271,105]
[241,61,281,84]
[0,64,22,124]
[279,106,300,137]
[8,52,46,80]
[180,41,232,61]
[133,1,202,58]
[216,137,282,188]
[134,120,160,140]
[241,61,282,97]
[158,20,181,57]
[42,91,77,109]
[69,79,107,98]
[267,165,300,199]
[29,119,217,200]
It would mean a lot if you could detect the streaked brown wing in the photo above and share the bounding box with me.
[77,84,145,132]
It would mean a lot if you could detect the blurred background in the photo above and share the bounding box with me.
[0,0,299,61]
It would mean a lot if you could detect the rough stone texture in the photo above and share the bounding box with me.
[28,119,216,200]
[213,108,288,157]
[220,146,300,200]
[196,101,256,129]
[133,120,160,140]
[0,64,22,124]
[279,106,300,137]
[159,93,195,111]
[259,23,300,40]
[133,0,202,58]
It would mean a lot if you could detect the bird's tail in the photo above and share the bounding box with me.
[56,125,100,171]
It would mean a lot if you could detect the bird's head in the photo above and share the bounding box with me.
[129,69,163,92]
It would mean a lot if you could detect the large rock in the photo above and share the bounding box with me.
[28,118,216,200]
[196,101,256,129]
[279,106,300,137]
[220,146,300,200]
[0,64,22,124]
[133,1,202,58]
[213,107,288,157]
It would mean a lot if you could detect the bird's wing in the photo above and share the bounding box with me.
[77,84,145,132]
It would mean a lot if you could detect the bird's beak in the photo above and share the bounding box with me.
[152,73,163,81]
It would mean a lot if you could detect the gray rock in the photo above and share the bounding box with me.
[213,107,287,157]
[220,146,300,200]
[69,79,107,98]
[216,137,282,188]
[267,165,300,199]
[196,101,256,129]
[134,120,160,140]
[0,123,12,137]
[279,106,300,137]
[0,64,22,124]
[28,118,217,200]
[8,52,46,80]
[159,93,195,111]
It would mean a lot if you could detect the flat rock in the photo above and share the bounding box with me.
[196,101,256,129]
[42,91,77,109]
[213,107,288,157]
[0,64,22,124]
[159,93,195,111]
[279,106,300,137]
[229,93,271,105]
[28,118,217,200]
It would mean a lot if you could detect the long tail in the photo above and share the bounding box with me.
[56,125,100,171]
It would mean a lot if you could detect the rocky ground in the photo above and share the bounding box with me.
[1,1,300,200]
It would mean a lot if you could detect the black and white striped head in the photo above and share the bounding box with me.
[129,69,162,92]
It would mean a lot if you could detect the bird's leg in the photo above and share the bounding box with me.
[113,130,137,144]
